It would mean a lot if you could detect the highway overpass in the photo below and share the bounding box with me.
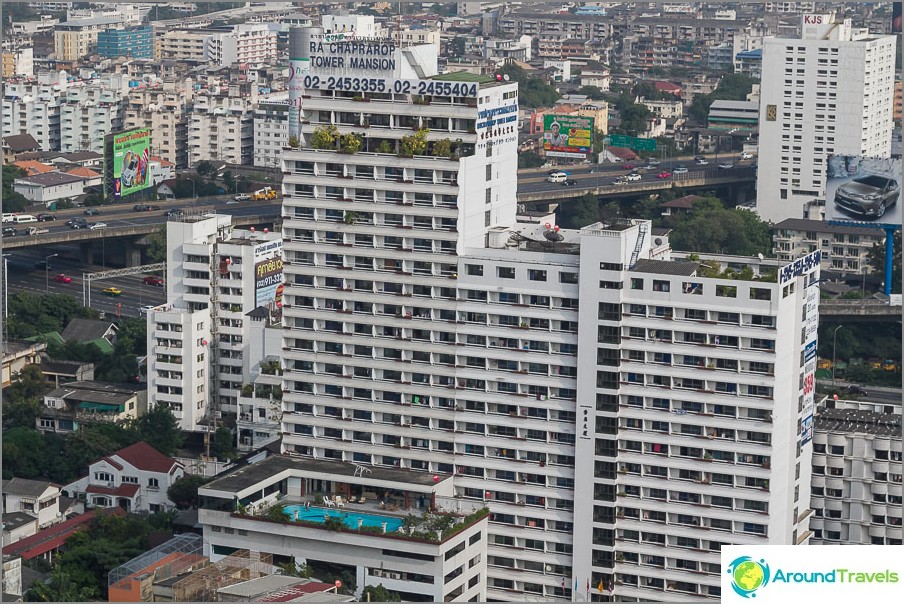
[818,299,902,321]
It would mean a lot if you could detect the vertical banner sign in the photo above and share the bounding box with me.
[801,283,819,446]
[288,27,314,142]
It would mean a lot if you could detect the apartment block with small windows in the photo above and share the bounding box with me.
[809,397,902,546]
[771,218,885,276]
[2,80,62,151]
[123,79,194,169]
[59,76,128,154]
[188,91,257,166]
[253,92,288,169]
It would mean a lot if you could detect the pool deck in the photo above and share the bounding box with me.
[283,496,424,518]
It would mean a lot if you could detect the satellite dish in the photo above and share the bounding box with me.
[543,231,565,242]
[757,253,764,260]
[654,238,662,245]
[503,74,511,81]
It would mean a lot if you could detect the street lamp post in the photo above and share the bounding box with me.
[45,253,59,293]
[831,325,844,386]
[2,254,9,319]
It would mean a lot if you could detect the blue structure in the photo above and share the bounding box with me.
[97,26,153,59]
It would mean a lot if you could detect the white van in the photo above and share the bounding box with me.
[2,213,16,223]
[14,215,37,224]
[548,172,568,183]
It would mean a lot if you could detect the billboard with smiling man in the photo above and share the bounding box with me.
[542,114,594,159]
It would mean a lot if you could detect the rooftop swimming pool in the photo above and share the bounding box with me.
[283,505,404,532]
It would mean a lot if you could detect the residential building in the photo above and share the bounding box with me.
[580,70,611,92]
[53,17,124,61]
[37,356,94,389]
[2,513,39,549]
[187,92,256,166]
[734,47,763,77]
[756,15,897,223]
[1,47,33,78]
[67,3,144,25]
[59,76,128,154]
[2,508,124,563]
[253,92,288,168]
[2,555,22,599]
[65,166,102,188]
[206,24,278,68]
[809,397,902,546]
[895,81,902,122]
[2,133,40,164]
[1,341,46,388]
[63,442,185,513]
[157,28,211,63]
[639,97,684,120]
[321,14,388,38]
[483,37,532,63]
[772,218,885,275]
[1,478,63,529]
[707,100,758,130]
[123,79,194,169]
[37,380,147,435]
[198,455,489,602]
[1,80,63,152]
[97,26,153,59]
[145,214,283,432]
[12,172,84,205]
[235,307,283,452]
[399,28,441,52]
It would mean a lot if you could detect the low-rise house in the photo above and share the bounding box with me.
[2,513,39,547]
[11,172,85,206]
[63,442,184,513]
[2,133,40,164]
[64,166,103,188]
[1,478,63,528]
[37,355,94,388]
[60,318,118,350]
[2,508,124,563]
[660,194,704,217]
[38,381,146,434]
[1,341,46,387]
[11,160,55,176]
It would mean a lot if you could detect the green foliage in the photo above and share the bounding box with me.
[146,227,166,263]
[867,230,901,293]
[278,561,314,578]
[288,134,299,148]
[211,426,238,461]
[557,193,600,229]
[173,177,221,199]
[518,151,544,169]
[2,427,46,479]
[450,36,466,56]
[311,125,339,150]
[687,74,756,123]
[194,160,216,179]
[361,584,402,602]
[614,102,652,137]
[376,139,394,154]
[7,292,99,339]
[577,85,607,100]
[339,132,363,154]
[167,474,211,509]
[83,193,106,207]
[132,406,183,456]
[4,397,42,430]
[343,211,360,225]
[498,63,561,108]
[431,138,454,158]
[399,128,430,157]
[666,198,772,256]
[222,170,236,193]
[6,363,51,401]
[817,322,901,370]
[2,165,30,212]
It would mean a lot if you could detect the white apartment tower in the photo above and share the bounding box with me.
[756,14,896,223]
[124,79,194,169]
[146,215,283,432]
[188,90,257,166]
[2,79,63,151]
[253,92,289,169]
[59,75,128,153]
[205,24,278,68]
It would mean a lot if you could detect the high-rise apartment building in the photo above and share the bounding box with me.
[59,75,127,153]
[253,92,288,169]
[188,90,257,166]
[756,14,896,223]
[809,397,902,546]
[53,17,124,61]
[97,25,154,59]
[2,78,63,151]
[205,24,277,68]
[123,79,194,169]
[146,215,283,432]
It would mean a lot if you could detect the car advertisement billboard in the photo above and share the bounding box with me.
[543,114,593,159]
[111,128,151,198]
[825,155,902,226]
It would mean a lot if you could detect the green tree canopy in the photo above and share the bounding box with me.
[687,74,756,123]
[133,406,183,456]
[211,426,238,461]
[577,85,607,100]
[667,197,772,256]
[7,292,99,339]
[194,160,216,179]
[167,474,212,509]
[2,165,30,212]
[498,63,560,108]
[361,584,402,602]
[557,193,600,229]
[518,151,544,169]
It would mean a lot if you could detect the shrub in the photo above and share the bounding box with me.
[311,125,339,150]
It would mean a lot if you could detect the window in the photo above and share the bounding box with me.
[652,280,670,292]
[466,264,483,276]
[528,269,547,282]
[631,278,644,289]
[485,210,491,227]
[94,472,114,483]
[497,266,515,279]
[148,477,160,489]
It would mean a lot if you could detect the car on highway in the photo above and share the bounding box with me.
[547,171,567,183]
[84,208,101,216]
[34,260,54,270]
[165,208,184,217]
[642,164,659,170]
[622,164,636,171]
[140,305,157,315]
[718,162,734,169]
[55,273,72,284]
[694,158,709,166]
[101,287,123,297]
[657,171,672,179]
[626,173,642,182]
[233,193,251,201]
[2,227,17,236]
[645,159,661,166]
[740,152,754,160]
[225,200,240,205]
[561,180,577,187]
[672,166,689,174]
[143,275,165,286]
[67,218,88,229]
[88,222,107,230]
[833,174,900,220]
[612,177,627,186]
[133,204,151,212]
[694,155,706,162]
[37,213,56,222]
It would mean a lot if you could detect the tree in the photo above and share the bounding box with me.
[3,397,42,430]
[450,36,466,57]
[557,193,600,229]
[25,566,96,602]
[277,561,314,578]
[7,292,99,339]
[399,128,430,156]
[666,197,772,256]
[498,63,560,108]
[145,227,166,263]
[361,584,402,602]
[311,125,339,150]
[577,85,607,100]
[867,230,901,293]
[211,426,237,461]
[518,151,544,169]
[7,363,51,401]
[339,132,363,154]
[2,427,46,479]
[2,165,30,212]
[194,160,216,179]
[616,103,652,137]
[133,406,183,456]
[222,170,236,193]
[431,138,453,158]
[687,73,756,123]
[167,474,211,509]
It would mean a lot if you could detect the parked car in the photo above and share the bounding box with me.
[37,213,56,222]
[55,273,72,284]
[84,208,101,216]
[657,171,672,179]
[626,172,642,182]
[834,174,900,220]
[88,222,107,230]
[740,152,755,160]
[672,166,689,174]
[101,287,122,297]
[143,275,164,286]
[2,227,17,236]
[718,163,734,169]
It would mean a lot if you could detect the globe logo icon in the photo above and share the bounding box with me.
[727,556,770,598]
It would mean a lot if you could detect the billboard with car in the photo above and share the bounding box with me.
[825,155,902,227]
[542,114,594,159]
[111,128,151,198]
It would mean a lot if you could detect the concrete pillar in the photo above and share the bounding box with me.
[79,242,93,264]
[126,245,142,267]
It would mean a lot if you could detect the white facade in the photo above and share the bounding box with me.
[252,93,288,168]
[236,315,283,452]
[205,24,277,68]
[146,215,283,432]
[12,173,84,204]
[63,442,185,513]
[188,94,256,166]
[399,28,441,51]
[59,77,128,153]
[809,398,903,546]
[639,97,684,119]
[580,70,611,91]
[572,224,818,602]
[321,15,387,38]
[124,80,194,169]
[756,16,897,223]
[1,479,62,529]
[158,29,209,62]
[2,81,63,152]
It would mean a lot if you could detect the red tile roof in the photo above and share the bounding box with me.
[86,483,140,498]
[113,441,181,474]
[654,81,682,92]
[661,194,703,209]
[65,166,102,179]
[13,160,56,176]
[150,155,174,167]
[100,456,124,471]
[3,508,124,559]
[260,583,336,602]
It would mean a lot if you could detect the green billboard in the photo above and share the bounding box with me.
[543,114,594,158]
[111,128,151,198]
